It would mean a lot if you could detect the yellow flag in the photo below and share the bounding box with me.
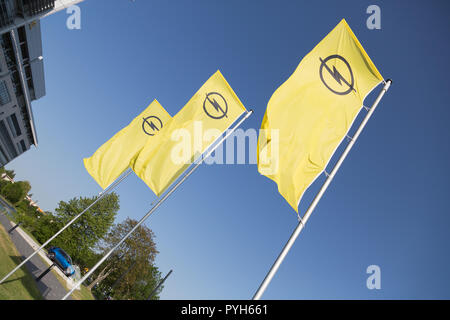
[83,100,171,189]
[257,19,384,212]
[132,70,246,196]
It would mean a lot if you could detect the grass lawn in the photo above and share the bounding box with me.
[0,223,43,300]
[48,267,95,300]
[1,199,94,300]
[1,211,95,300]
[71,284,96,300]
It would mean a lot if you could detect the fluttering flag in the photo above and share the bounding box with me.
[257,19,384,212]
[132,70,246,196]
[84,100,171,189]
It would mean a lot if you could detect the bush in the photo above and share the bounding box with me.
[1,183,28,204]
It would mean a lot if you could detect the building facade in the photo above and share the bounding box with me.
[0,0,83,166]
[0,0,55,166]
[0,18,46,166]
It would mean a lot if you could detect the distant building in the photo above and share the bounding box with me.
[0,0,83,166]
[0,172,13,182]
[24,193,35,205]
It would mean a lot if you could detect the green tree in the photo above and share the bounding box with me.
[32,213,60,244]
[0,179,11,194]
[0,167,15,194]
[123,265,162,300]
[19,181,31,194]
[0,166,15,179]
[90,218,162,300]
[1,181,31,204]
[15,199,37,216]
[50,192,120,269]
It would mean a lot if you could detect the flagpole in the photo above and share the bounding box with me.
[62,110,254,299]
[147,269,173,300]
[252,80,392,300]
[0,169,133,285]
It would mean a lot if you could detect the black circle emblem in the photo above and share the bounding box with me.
[203,92,228,119]
[142,116,163,136]
[319,54,355,95]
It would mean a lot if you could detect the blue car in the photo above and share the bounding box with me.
[47,247,75,277]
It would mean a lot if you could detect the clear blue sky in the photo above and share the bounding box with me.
[7,0,450,299]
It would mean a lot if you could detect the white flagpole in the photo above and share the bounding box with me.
[252,80,392,300]
[0,169,133,284]
[62,110,254,300]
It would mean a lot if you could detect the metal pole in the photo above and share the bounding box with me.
[252,80,392,300]
[109,260,138,294]
[8,222,22,234]
[0,169,132,284]
[147,269,173,300]
[62,110,254,299]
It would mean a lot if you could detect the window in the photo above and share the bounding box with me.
[0,81,11,105]
[20,44,28,60]
[25,65,31,78]
[59,249,73,265]
[0,120,17,159]
[20,140,26,152]
[18,27,27,43]
[27,79,33,91]
[6,113,22,137]
[17,140,27,153]
[0,145,8,166]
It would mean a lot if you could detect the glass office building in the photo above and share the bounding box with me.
[0,0,55,166]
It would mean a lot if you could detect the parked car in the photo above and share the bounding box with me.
[47,247,75,277]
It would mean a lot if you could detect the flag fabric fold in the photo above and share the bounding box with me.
[257,19,384,212]
[132,70,246,196]
[84,100,171,189]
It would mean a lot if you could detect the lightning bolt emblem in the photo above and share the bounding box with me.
[319,57,355,92]
[148,120,159,132]
[142,116,163,136]
[206,94,228,118]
